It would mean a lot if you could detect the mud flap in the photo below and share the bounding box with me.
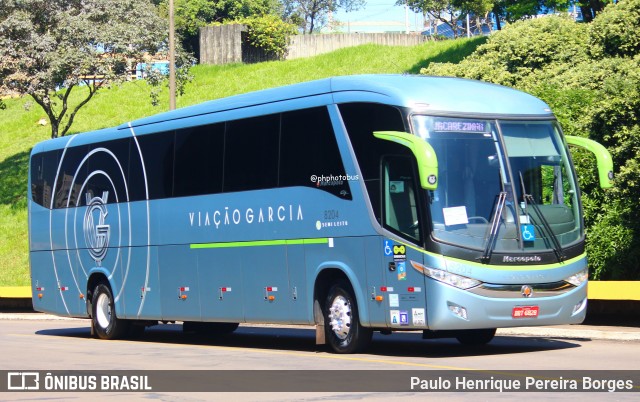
[314,299,325,345]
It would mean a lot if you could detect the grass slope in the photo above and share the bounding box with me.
[0,37,485,286]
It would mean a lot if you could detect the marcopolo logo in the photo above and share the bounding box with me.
[83,191,110,264]
[502,255,542,263]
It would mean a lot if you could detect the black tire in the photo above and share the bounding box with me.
[324,280,372,354]
[91,283,129,340]
[455,328,496,346]
[183,322,239,335]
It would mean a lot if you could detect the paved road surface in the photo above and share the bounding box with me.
[0,317,638,400]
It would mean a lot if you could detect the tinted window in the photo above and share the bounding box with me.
[85,138,131,205]
[383,156,421,242]
[30,154,43,205]
[174,123,224,197]
[54,145,88,208]
[30,150,60,207]
[128,135,149,202]
[224,115,279,193]
[136,131,175,199]
[280,107,350,199]
[338,103,407,220]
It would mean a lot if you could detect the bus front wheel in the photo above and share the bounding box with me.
[91,283,129,340]
[324,281,372,354]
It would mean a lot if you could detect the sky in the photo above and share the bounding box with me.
[331,1,425,33]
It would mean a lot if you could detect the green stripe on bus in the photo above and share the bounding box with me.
[190,238,329,249]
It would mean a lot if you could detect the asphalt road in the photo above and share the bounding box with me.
[0,318,639,401]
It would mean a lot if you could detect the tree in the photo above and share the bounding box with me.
[577,0,611,22]
[588,0,640,58]
[0,0,169,138]
[156,0,282,57]
[459,0,495,35]
[401,0,493,38]
[239,14,299,60]
[283,0,366,34]
[423,4,640,280]
[406,1,463,37]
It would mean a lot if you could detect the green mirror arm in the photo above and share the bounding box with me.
[373,131,438,190]
[565,135,614,189]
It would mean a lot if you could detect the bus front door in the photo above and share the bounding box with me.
[381,155,428,330]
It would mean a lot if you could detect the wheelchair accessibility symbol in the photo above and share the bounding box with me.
[521,224,535,242]
[384,240,393,256]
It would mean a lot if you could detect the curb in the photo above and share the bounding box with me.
[0,286,30,298]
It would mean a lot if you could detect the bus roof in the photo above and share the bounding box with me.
[120,75,553,130]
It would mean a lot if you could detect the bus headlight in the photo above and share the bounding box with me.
[410,261,481,290]
[564,268,588,287]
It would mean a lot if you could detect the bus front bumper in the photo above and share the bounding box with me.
[424,279,587,330]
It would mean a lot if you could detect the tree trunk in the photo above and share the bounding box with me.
[50,120,59,139]
[30,94,60,138]
[580,5,594,22]
[589,0,606,14]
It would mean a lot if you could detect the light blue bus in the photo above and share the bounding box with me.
[28,75,613,353]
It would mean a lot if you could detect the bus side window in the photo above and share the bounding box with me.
[54,145,88,208]
[30,153,45,206]
[279,107,350,199]
[382,156,421,242]
[337,103,407,222]
[136,131,175,199]
[174,124,224,197]
[86,138,131,205]
[224,115,279,193]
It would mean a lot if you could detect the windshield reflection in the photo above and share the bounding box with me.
[412,116,581,255]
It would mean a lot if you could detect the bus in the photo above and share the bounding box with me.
[28,75,613,353]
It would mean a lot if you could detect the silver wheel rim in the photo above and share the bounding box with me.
[96,293,112,329]
[328,295,352,340]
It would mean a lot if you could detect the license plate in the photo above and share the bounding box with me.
[512,306,539,318]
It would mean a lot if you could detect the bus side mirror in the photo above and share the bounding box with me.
[565,135,614,189]
[373,131,438,190]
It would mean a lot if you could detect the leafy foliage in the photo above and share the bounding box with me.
[425,16,589,86]
[401,0,494,38]
[145,51,195,107]
[423,6,640,279]
[283,0,365,34]
[157,0,282,56]
[239,15,298,59]
[589,0,640,58]
[0,0,169,138]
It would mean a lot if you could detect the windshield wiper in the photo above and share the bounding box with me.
[518,172,566,262]
[481,191,507,263]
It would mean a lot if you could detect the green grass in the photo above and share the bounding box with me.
[0,37,485,286]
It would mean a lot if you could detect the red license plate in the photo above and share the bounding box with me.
[512,306,539,318]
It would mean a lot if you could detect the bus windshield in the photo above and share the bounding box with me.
[412,115,582,255]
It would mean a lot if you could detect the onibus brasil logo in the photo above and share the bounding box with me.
[83,191,110,265]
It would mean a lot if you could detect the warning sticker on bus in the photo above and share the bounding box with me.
[512,305,539,319]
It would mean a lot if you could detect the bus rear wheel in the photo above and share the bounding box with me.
[91,283,129,340]
[455,328,496,346]
[324,281,372,354]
